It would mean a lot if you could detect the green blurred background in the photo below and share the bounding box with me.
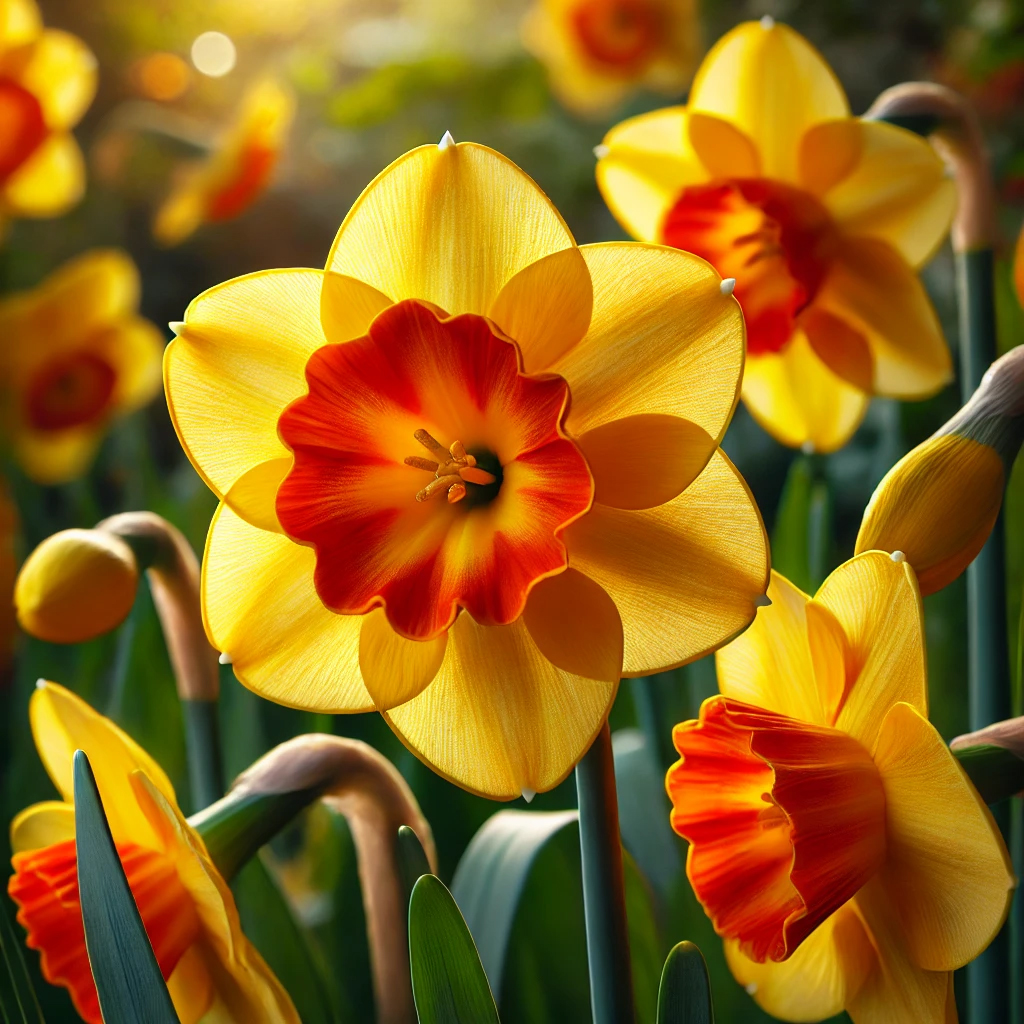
[3,0,1024,1020]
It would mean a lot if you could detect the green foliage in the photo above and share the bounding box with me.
[72,750,178,1024]
[409,874,500,1024]
[0,893,46,1024]
[771,455,832,595]
[657,942,713,1024]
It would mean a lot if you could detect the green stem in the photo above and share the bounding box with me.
[957,247,1011,1024]
[576,722,635,1024]
[181,698,225,813]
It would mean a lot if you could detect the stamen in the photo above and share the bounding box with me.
[406,429,499,503]
[404,456,439,472]
[416,475,461,502]
[449,439,468,462]
[460,466,496,485]
[413,429,449,462]
[447,483,467,503]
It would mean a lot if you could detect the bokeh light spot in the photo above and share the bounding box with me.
[191,32,236,77]
[136,52,191,101]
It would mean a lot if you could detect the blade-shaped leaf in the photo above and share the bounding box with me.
[0,893,46,1024]
[72,749,179,1024]
[657,942,713,1024]
[771,455,831,595]
[397,824,432,903]
[409,874,500,1024]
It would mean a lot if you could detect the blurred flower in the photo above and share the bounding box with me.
[0,477,17,671]
[134,51,191,102]
[1016,216,1024,307]
[856,344,1024,596]
[7,681,299,1024]
[669,554,1013,1023]
[165,137,769,800]
[522,0,696,117]
[15,527,138,642]
[0,0,96,231]
[596,19,955,453]
[153,78,294,246]
[0,250,163,484]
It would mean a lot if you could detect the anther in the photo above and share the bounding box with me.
[413,429,449,461]
[404,456,439,472]
[416,475,461,502]
[447,483,467,503]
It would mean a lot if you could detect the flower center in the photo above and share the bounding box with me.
[668,696,887,964]
[8,838,203,1024]
[404,429,500,505]
[0,77,47,183]
[571,0,661,72]
[661,179,836,356]
[25,350,117,432]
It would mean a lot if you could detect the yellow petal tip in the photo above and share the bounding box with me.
[801,440,816,455]
[168,321,185,336]
[438,130,455,151]
[890,549,906,562]
[759,14,775,29]
[522,787,536,803]
[593,144,610,160]
[218,651,232,665]
[35,678,47,690]
[720,277,736,296]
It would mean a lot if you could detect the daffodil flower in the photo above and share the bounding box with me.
[7,681,299,1023]
[0,0,95,230]
[153,78,294,247]
[522,0,696,117]
[164,136,769,800]
[0,250,164,484]
[667,553,1014,1023]
[596,19,955,453]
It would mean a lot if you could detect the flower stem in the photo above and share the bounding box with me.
[576,722,635,1024]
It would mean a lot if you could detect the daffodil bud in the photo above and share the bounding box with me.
[951,717,1024,802]
[15,528,138,643]
[856,345,1024,596]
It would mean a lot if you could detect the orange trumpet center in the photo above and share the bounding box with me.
[571,0,662,72]
[0,77,47,183]
[668,697,887,964]
[25,350,118,432]
[276,298,593,641]
[661,179,836,356]
[8,839,203,1024]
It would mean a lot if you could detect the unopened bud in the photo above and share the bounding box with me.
[15,529,138,643]
[856,345,1024,596]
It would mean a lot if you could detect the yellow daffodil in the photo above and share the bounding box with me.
[856,344,1024,595]
[0,0,95,231]
[522,0,696,117]
[667,553,1014,1023]
[0,249,164,484]
[8,681,299,1024]
[164,136,770,800]
[154,78,294,247]
[596,19,955,453]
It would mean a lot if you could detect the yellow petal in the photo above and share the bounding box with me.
[802,307,875,393]
[804,598,850,726]
[358,608,447,710]
[576,415,716,510]
[724,903,874,1023]
[811,237,952,399]
[686,112,760,179]
[814,551,927,750]
[204,502,373,712]
[131,773,301,1023]
[383,613,617,799]
[165,268,326,502]
[29,680,176,848]
[326,141,575,315]
[566,448,768,675]
[12,428,101,485]
[2,132,83,217]
[596,106,708,243]
[16,29,96,129]
[855,435,1004,597]
[688,20,848,182]
[320,271,392,346]
[554,243,742,441]
[0,0,41,47]
[872,701,1013,971]
[9,800,75,853]
[741,332,870,454]
[93,316,164,414]
[487,246,593,372]
[801,119,956,269]
[166,946,215,1024]
[522,567,623,682]
[223,457,292,534]
[716,570,824,724]
[850,878,956,1024]
[152,170,205,247]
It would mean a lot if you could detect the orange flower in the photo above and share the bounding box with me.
[154,78,294,246]
[0,0,95,230]
[667,554,1014,1022]
[522,0,696,116]
[0,250,164,484]
[8,681,299,1023]
[596,19,955,452]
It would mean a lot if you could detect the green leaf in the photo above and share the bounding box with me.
[72,749,178,1024]
[657,942,713,1024]
[771,455,832,595]
[953,743,1024,803]
[397,824,432,903]
[409,874,500,1024]
[232,854,339,1024]
[0,893,46,1024]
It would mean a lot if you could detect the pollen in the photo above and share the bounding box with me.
[405,429,497,503]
